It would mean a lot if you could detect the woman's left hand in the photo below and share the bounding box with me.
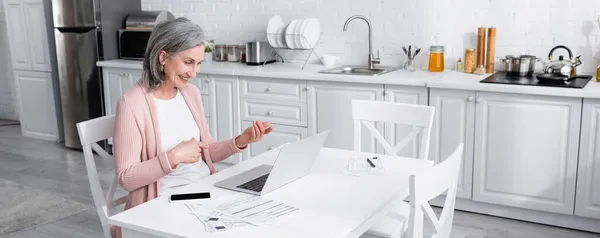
[236,120,273,148]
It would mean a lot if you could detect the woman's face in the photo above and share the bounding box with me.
[159,45,205,88]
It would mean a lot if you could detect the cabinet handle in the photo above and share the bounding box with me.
[476,98,482,103]
[467,96,474,102]
[304,86,310,91]
[266,87,272,92]
[267,146,273,151]
[267,111,274,116]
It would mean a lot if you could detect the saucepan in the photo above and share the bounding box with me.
[536,73,592,83]
[503,55,540,77]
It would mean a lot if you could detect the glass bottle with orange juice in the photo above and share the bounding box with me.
[428,45,445,72]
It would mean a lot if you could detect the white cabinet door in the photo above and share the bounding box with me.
[575,98,600,219]
[383,85,428,158]
[13,70,58,141]
[241,121,307,160]
[307,81,384,153]
[23,0,51,72]
[208,75,241,165]
[428,88,475,199]
[102,68,138,116]
[4,2,31,70]
[473,92,581,215]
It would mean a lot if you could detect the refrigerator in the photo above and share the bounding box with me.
[51,0,141,149]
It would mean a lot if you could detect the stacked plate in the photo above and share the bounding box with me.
[266,15,321,50]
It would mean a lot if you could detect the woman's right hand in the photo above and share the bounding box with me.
[167,138,208,169]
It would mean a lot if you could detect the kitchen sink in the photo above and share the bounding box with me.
[318,65,398,76]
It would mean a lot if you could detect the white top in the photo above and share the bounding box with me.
[154,88,210,196]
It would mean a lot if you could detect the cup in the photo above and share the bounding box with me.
[321,55,337,67]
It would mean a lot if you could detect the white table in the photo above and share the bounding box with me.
[108,147,433,238]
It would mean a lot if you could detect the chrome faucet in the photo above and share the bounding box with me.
[343,15,380,69]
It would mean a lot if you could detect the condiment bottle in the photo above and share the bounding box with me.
[596,65,600,82]
[456,58,463,72]
[428,45,444,72]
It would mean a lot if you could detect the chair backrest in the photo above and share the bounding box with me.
[76,115,126,238]
[351,100,435,159]
[405,143,463,238]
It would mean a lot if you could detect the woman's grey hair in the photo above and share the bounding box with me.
[142,17,205,89]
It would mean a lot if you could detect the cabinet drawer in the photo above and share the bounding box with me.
[240,77,306,102]
[241,98,307,127]
[241,121,308,160]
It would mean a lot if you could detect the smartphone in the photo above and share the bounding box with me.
[169,192,211,202]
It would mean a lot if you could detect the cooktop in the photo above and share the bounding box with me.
[480,71,591,89]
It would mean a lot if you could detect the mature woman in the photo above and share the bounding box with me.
[111,17,272,237]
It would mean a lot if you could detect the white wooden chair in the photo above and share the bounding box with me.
[351,100,435,160]
[76,115,127,238]
[364,143,464,238]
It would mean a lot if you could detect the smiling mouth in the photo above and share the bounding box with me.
[179,75,190,81]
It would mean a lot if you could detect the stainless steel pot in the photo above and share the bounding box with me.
[503,55,539,77]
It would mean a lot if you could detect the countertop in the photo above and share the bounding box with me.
[97,59,600,99]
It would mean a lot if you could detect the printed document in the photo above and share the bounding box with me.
[186,194,298,233]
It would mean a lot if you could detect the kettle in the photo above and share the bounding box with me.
[544,45,582,77]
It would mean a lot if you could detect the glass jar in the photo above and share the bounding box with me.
[597,65,600,82]
[464,48,476,73]
[428,45,445,72]
[214,44,227,61]
[227,45,240,62]
[239,44,246,63]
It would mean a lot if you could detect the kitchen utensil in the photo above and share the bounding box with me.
[536,73,592,83]
[245,41,275,65]
[486,27,496,73]
[503,55,539,77]
[544,45,581,77]
[477,27,487,67]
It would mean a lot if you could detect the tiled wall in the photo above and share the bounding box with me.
[143,0,600,73]
[0,0,18,120]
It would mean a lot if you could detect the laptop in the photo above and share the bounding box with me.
[213,130,330,195]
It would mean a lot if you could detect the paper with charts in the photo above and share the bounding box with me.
[342,156,386,176]
[185,194,299,233]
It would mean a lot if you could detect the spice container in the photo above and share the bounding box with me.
[596,65,600,82]
[214,44,227,61]
[464,49,476,73]
[239,44,246,63]
[227,45,240,62]
[428,45,445,72]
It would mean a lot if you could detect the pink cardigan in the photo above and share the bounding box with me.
[111,81,244,237]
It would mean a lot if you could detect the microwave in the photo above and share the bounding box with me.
[118,29,152,60]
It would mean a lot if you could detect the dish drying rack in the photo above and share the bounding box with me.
[263,32,324,69]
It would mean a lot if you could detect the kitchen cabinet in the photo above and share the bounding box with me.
[238,76,309,161]
[13,70,58,140]
[428,88,475,199]
[4,0,52,72]
[575,99,600,219]
[241,121,308,159]
[207,75,241,165]
[383,85,429,158]
[429,88,581,214]
[102,68,140,116]
[472,91,580,215]
[307,81,384,153]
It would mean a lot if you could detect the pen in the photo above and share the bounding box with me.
[366,158,376,168]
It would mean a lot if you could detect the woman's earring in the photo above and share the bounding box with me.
[160,64,164,72]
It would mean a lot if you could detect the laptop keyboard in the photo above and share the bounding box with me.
[236,173,270,192]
